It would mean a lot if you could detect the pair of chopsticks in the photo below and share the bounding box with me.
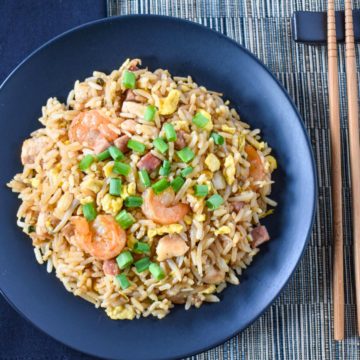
[328,0,360,340]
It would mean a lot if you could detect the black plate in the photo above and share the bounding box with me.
[0,15,316,360]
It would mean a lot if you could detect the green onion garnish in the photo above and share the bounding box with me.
[79,154,95,171]
[134,257,151,273]
[164,123,177,142]
[149,263,165,281]
[108,146,124,161]
[194,184,209,197]
[122,70,136,89]
[144,105,156,121]
[124,196,143,208]
[210,132,225,145]
[133,241,150,254]
[115,273,131,290]
[127,139,146,154]
[206,194,224,210]
[116,251,134,270]
[159,160,171,176]
[82,202,97,221]
[171,176,185,192]
[152,178,170,194]
[115,210,136,229]
[192,112,209,128]
[109,178,122,196]
[113,161,131,176]
[97,149,111,161]
[181,166,193,177]
[153,138,169,154]
[177,147,195,163]
[138,169,151,188]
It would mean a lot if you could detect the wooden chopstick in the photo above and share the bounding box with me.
[327,0,345,340]
[345,0,360,336]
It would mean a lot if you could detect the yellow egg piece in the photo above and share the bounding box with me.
[205,153,221,172]
[101,194,123,216]
[223,155,235,185]
[159,89,181,115]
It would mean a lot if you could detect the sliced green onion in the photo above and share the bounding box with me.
[210,132,225,145]
[152,178,170,194]
[124,196,143,208]
[96,149,111,161]
[109,178,122,196]
[133,241,150,254]
[115,210,135,229]
[144,105,156,121]
[159,160,171,176]
[122,70,136,89]
[134,257,151,273]
[28,225,35,233]
[108,146,124,161]
[82,202,97,221]
[138,169,151,188]
[192,112,209,128]
[116,251,134,270]
[171,176,185,192]
[153,138,168,154]
[115,273,131,290]
[177,147,195,163]
[79,154,95,171]
[164,123,177,142]
[206,194,224,210]
[113,161,131,176]
[194,184,209,197]
[181,166,193,177]
[127,139,146,154]
[149,263,165,281]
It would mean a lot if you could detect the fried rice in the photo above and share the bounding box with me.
[8,58,277,320]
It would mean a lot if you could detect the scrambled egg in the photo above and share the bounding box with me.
[183,215,192,225]
[238,134,246,152]
[126,233,137,249]
[221,124,235,134]
[80,178,103,193]
[101,194,123,215]
[201,285,216,294]
[80,195,94,205]
[120,182,136,199]
[159,89,181,115]
[198,110,213,131]
[148,224,183,239]
[106,305,135,320]
[205,153,221,172]
[31,178,40,188]
[173,120,189,132]
[223,154,235,185]
[214,226,231,236]
[266,155,277,171]
[103,162,114,177]
[194,214,206,222]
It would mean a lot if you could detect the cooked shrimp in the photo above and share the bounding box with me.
[21,137,51,165]
[70,215,126,260]
[156,234,189,261]
[68,110,118,153]
[245,144,265,181]
[141,188,189,225]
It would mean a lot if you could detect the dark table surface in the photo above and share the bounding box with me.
[0,1,105,358]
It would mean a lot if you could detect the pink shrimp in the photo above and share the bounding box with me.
[70,215,126,260]
[141,188,189,225]
[68,110,118,153]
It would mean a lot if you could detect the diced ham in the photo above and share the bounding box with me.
[114,135,130,152]
[102,259,120,276]
[174,130,187,150]
[232,201,245,212]
[137,153,161,172]
[251,225,270,248]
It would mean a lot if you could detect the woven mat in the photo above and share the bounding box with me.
[107,1,360,359]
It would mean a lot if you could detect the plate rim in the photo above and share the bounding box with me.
[0,14,318,360]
